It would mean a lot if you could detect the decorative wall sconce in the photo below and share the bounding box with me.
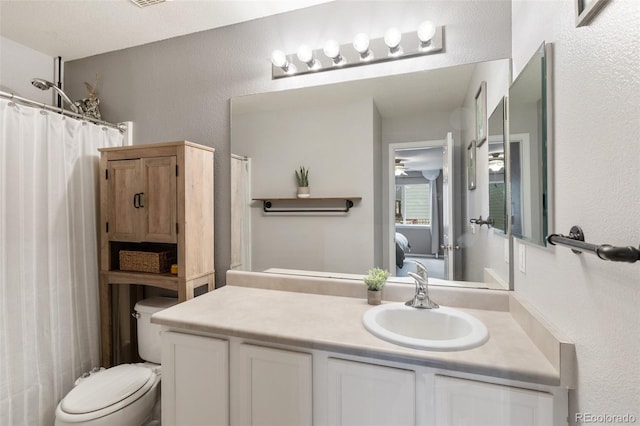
[270,22,444,79]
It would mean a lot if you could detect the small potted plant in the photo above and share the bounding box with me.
[363,267,390,305]
[295,166,310,198]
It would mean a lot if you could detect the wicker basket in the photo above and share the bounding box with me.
[119,250,175,274]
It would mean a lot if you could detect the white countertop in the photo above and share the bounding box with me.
[151,285,563,386]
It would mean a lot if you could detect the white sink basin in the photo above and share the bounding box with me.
[362,303,489,351]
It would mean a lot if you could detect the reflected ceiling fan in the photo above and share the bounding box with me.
[488,153,505,172]
[395,158,408,176]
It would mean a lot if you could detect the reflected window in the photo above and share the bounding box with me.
[395,184,431,225]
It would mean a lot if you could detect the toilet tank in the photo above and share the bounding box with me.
[134,297,178,364]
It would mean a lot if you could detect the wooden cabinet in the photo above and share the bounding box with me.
[99,141,215,367]
[107,156,177,243]
[232,343,312,426]
[434,375,554,426]
[326,358,416,426]
[161,331,228,426]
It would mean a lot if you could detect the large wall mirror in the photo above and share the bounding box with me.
[231,58,512,290]
[509,42,550,246]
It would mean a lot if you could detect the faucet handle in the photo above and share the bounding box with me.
[407,271,425,283]
[407,260,428,281]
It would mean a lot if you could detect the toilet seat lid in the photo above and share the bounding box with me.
[61,364,154,415]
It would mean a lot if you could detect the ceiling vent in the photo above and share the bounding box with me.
[130,0,166,7]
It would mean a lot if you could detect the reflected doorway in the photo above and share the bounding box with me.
[389,139,451,280]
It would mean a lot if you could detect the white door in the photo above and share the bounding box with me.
[442,132,457,280]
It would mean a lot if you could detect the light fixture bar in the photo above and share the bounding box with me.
[272,26,444,79]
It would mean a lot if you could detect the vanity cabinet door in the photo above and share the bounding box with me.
[326,358,416,426]
[162,331,229,426]
[434,375,554,426]
[233,343,312,426]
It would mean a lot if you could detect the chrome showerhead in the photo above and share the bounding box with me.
[31,78,53,91]
[31,78,79,114]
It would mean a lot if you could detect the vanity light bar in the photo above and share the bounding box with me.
[271,24,444,79]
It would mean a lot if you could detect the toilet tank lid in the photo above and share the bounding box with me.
[135,296,178,314]
[61,364,154,415]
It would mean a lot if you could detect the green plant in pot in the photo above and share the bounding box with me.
[364,267,390,305]
[295,166,310,198]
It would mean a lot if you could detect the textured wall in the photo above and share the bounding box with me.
[511,0,640,422]
[0,36,54,103]
[64,0,512,285]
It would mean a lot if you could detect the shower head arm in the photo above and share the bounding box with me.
[49,85,79,114]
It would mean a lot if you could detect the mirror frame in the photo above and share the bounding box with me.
[508,42,553,247]
[487,97,508,234]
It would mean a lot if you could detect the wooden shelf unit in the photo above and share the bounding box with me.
[99,141,215,367]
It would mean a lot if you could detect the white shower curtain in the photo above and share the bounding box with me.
[0,98,122,425]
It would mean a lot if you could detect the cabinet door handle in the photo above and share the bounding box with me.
[133,193,140,208]
[138,192,144,208]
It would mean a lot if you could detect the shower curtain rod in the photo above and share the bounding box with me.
[0,90,127,133]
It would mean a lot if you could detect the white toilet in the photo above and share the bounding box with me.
[55,297,177,426]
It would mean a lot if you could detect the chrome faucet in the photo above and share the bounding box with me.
[405,261,439,309]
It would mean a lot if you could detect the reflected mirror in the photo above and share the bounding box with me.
[231,59,512,290]
[509,43,549,246]
[488,98,507,232]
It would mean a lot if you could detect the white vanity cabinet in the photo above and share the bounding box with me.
[161,331,229,426]
[231,343,313,426]
[325,358,416,426]
[160,332,566,426]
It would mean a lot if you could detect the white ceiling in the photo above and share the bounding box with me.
[0,0,334,61]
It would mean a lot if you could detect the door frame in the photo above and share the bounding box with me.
[387,139,447,275]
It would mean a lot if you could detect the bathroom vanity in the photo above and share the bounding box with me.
[152,271,574,426]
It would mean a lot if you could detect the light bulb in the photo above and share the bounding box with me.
[384,27,402,49]
[270,50,287,68]
[323,39,345,66]
[384,27,403,56]
[296,45,313,63]
[417,21,436,44]
[270,49,296,74]
[353,33,372,60]
[353,33,370,54]
[323,39,340,59]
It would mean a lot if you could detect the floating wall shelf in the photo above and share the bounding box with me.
[252,197,362,213]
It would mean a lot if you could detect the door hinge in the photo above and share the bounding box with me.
[105,169,109,180]
[176,223,179,234]
[106,222,109,233]
[175,165,178,176]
